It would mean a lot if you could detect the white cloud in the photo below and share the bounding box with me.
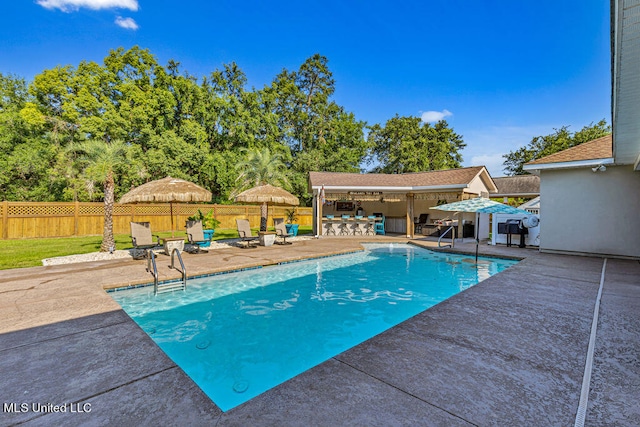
[420,109,452,123]
[115,16,138,30]
[36,0,138,12]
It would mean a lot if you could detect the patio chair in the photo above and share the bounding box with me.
[273,218,293,245]
[185,220,209,254]
[415,213,429,234]
[130,222,161,259]
[236,219,259,248]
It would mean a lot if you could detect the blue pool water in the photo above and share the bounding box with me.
[111,243,517,411]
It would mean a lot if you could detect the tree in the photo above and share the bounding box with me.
[70,139,130,252]
[265,54,336,153]
[1,48,373,207]
[368,116,465,173]
[502,120,611,175]
[233,147,290,230]
[262,55,368,204]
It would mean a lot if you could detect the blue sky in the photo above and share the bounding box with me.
[1,1,611,177]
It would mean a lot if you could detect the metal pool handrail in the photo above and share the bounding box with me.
[146,250,159,294]
[170,248,187,291]
[438,225,455,248]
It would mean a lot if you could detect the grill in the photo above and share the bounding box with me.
[498,219,528,247]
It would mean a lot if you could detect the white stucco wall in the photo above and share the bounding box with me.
[539,165,640,258]
[466,176,489,196]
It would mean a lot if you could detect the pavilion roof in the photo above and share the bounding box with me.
[309,166,497,192]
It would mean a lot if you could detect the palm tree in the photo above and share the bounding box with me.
[71,139,130,252]
[233,147,289,231]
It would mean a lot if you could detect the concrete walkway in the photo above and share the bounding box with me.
[0,237,637,426]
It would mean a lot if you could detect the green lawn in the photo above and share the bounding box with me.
[0,226,312,270]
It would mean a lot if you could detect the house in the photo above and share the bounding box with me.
[523,0,640,261]
[309,166,497,238]
[522,0,640,259]
[492,175,540,203]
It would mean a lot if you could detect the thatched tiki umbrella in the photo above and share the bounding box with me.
[120,176,212,237]
[234,184,299,231]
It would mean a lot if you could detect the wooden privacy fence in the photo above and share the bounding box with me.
[0,201,313,240]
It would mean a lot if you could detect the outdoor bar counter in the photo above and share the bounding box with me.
[321,215,382,236]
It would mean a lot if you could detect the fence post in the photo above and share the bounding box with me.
[2,201,8,240]
[74,201,79,236]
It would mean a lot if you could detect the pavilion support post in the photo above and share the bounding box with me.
[317,193,323,237]
[406,193,414,238]
[313,192,320,237]
[74,201,79,236]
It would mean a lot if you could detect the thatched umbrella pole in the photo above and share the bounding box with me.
[169,202,175,237]
[260,202,268,231]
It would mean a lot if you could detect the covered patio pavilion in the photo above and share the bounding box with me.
[309,166,498,239]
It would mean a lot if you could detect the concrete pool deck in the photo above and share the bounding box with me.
[1,236,638,426]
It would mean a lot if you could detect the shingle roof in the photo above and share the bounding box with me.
[309,166,494,190]
[525,134,613,166]
[492,175,540,197]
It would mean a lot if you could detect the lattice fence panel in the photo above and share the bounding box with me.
[78,204,104,215]
[8,204,76,217]
[112,204,133,215]
[130,205,172,215]
[176,205,203,217]
[215,206,250,215]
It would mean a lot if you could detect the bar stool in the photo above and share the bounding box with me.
[339,215,351,235]
[324,215,336,235]
[365,216,376,235]
[353,215,364,235]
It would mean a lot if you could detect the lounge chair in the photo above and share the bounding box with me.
[185,220,209,254]
[273,218,293,245]
[236,219,259,248]
[130,222,161,259]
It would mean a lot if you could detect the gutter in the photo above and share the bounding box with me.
[523,158,615,174]
[310,184,469,192]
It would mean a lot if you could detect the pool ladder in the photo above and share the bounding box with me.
[438,225,455,248]
[146,249,188,296]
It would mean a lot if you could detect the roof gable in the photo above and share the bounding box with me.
[492,175,540,197]
[525,135,613,166]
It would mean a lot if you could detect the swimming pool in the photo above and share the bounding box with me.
[111,243,517,411]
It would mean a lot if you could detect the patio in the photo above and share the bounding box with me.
[0,236,638,425]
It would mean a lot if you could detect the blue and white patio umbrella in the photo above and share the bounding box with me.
[433,197,531,261]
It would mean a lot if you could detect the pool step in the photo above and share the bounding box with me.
[156,281,187,294]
